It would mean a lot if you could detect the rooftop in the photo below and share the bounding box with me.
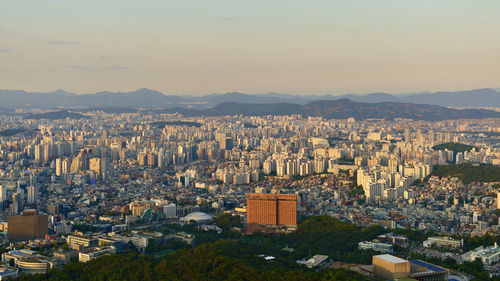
[374,254,408,264]
[410,259,447,273]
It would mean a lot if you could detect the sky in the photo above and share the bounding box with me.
[1,0,500,95]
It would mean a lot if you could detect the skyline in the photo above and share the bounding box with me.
[1,1,500,95]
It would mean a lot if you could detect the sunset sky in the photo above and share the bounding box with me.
[1,0,499,95]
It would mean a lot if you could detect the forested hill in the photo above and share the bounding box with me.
[15,216,384,281]
[432,142,475,153]
[159,99,500,121]
[432,163,500,183]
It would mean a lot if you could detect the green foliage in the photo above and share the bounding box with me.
[146,240,191,255]
[287,216,385,264]
[15,242,370,281]
[432,142,475,153]
[215,213,242,229]
[391,228,434,243]
[459,234,500,252]
[0,128,26,137]
[72,224,95,233]
[432,163,500,183]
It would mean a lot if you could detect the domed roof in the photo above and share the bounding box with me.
[180,212,213,222]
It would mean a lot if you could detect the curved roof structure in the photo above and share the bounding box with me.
[180,212,213,223]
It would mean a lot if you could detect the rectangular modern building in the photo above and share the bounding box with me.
[7,210,48,241]
[246,193,297,226]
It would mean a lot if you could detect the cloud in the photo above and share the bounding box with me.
[0,48,11,53]
[49,41,79,45]
[67,65,92,70]
[106,66,129,70]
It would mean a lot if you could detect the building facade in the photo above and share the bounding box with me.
[246,193,297,226]
[7,210,48,241]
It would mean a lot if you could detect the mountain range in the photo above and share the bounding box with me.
[0,88,500,109]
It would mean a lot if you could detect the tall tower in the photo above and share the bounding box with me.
[27,186,38,204]
[0,185,6,203]
[497,192,500,210]
[55,158,62,176]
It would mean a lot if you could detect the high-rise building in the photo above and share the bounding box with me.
[62,158,71,174]
[246,193,297,226]
[27,185,38,204]
[497,192,500,210]
[0,185,6,203]
[7,210,48,241]
[34,145,44,163]
[55,158,62,176]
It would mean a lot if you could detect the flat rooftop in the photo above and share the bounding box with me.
[374,254,408,264]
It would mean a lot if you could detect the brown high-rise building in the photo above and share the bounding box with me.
[247,193,297,226]
[8,209,48,241]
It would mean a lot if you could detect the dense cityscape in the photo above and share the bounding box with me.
[3,1,500,280]
[0,109,498,280]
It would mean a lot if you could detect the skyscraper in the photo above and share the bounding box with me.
[0,185,6,203]
[27,185,38,204]
[55,158,62,176]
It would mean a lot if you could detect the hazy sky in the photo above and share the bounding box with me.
[1,1,499,95]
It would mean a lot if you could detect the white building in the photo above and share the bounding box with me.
[462,244,500,265]
[163,204,177,219]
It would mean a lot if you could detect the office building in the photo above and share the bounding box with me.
[247,193,297,226]
[7,210,48,241]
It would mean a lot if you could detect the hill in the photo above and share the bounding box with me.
[15,216,378,281]
[432,163,500,183]
[163,99,500,121]
[74,107,138,114]
[23,110,89,120]
[432,142,475,153]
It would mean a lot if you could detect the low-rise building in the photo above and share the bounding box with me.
[66,234,99,251]
[359,241,394,253]
[79,247,115,263]
[296,255,329,268]
[462,243,500,265]
[423,237,463,249]
[1,249,54,275]
[372,254,449,281]
[0,265,18,280]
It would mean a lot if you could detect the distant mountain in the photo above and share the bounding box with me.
[1,88,500,109]
[74,107,138,114]
[301,99,500,120]
[23,110,89,120]
[163,99,500,121]
[0,88,189,108]
[0,89,77,108]
[397,88,500,107]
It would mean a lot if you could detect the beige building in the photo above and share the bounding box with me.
[373,254,410,280]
